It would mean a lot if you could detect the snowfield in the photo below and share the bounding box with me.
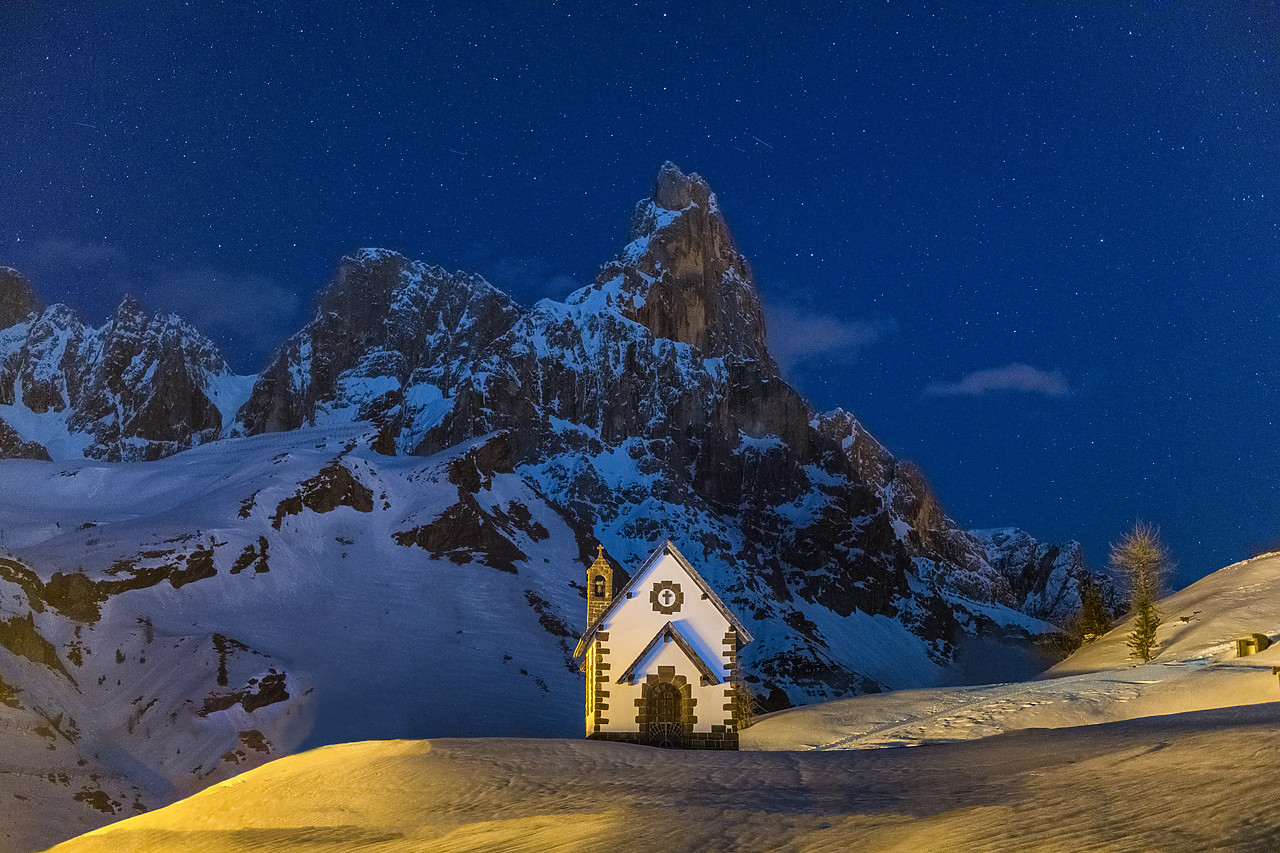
[43,554,1280,853]
[44,706,1280,853]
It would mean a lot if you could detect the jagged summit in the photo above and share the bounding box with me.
[578,162,772,367]
[235,248,521,442]
[0,266,42,330]
[652,160,709,210]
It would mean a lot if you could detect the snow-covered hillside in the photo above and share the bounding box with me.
[0,426,589,851]
[45,704,1280,852]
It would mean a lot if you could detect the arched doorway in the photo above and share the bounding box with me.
[646,682,683,748]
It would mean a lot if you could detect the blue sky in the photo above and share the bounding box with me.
[3,2,1278,585]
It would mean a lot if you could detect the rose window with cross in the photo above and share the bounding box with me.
[650,580,684,614]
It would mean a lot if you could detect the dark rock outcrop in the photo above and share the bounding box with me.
[0,417,51,460]
[270,461,374,529]
[0,268,41,330]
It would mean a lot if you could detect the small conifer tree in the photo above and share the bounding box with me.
[1127,597,1161,661]
[1110,522,1172,662]
[1077,576,1112,643]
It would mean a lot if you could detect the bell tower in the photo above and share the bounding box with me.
[586,544,613,625]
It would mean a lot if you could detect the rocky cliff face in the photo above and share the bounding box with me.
[0,291,243,461]
[0,267,41,330]
[976,528,1124,624]
[235,248,521,453]
[622,161,774,366]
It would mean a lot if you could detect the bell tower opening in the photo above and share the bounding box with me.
[586,544,613,624]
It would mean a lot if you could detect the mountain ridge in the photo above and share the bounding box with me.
[0,286,250,462]
[0,163,1117,851]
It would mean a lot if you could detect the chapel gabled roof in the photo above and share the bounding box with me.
[617,621,723,686]
[573,540,754,658]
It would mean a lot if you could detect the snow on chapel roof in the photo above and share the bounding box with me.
[574,540,754,658]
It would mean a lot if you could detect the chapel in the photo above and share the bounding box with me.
[574,541,753,749]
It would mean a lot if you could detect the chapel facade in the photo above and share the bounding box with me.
[574,541,753,749]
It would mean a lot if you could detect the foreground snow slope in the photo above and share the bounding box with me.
[747,552,1280,751]
[48,704,1280,853]
[44,554,1280,852]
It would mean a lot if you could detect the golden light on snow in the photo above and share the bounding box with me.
[45,712,1280,852]
[46,553,1280,852]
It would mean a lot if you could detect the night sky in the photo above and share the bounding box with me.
[3,3,1278,587]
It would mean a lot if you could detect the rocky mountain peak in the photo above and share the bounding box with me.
[313,249,412,346]
[648,160,713,217]
[581,162,773,367]
[235,248,521,442]
[0,285,236,461]
[0,267,42,330]
[814,408,896,490]
[112,294,146,322]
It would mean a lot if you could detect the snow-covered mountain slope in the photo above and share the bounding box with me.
[46,704,1280,853]
[0,290,252,462]
[746,552,1280,752]
[0,164,1114,851]
[0,420,1081,852]
[0,426,587,851]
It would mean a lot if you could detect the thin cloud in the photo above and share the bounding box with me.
[145,269,302,372]
[764,302,896,374]
[922,363,1071,399]
[466,246,581,303]
[33,238,125,270]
